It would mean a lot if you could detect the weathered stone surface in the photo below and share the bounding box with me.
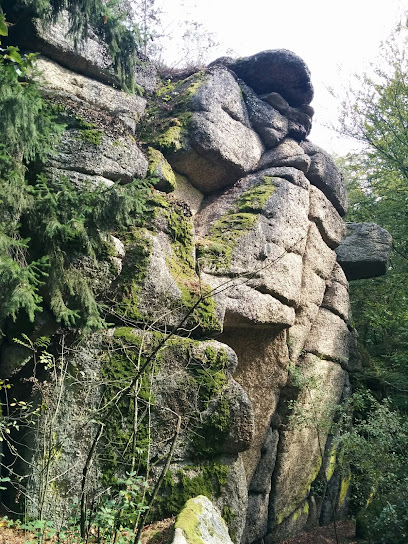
[223,380,255,454]
[195,170,310,245]
[166,67,264,194]
[229,50,314,107]
[35,57,146,130]
[214,455,249,543]
[302,141,348,216]
[336,222,393,280]
[202,274,295,329]
[258,138,311,173]
[244,493,270,544]
[304,307,351,365]
[303,223,338,280]
[173,173,204,215]
[147,148,176,192]
[49,130,148,182]
[220,330,289,481]
[10,13,115,85]
[259,166,310,190]
[43,167,115,188]
[249,429,279,494]
[148,337,253,460]
[268,356,346,529]
[241,83,289,148]
[266,500,311,544]
[322,269,350,323]
[174,496,233,544]
[261,92,313,140]
[9,13,157,91]
[309,185,346,248]
[288,304,320,362]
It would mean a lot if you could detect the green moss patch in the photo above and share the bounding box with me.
[152,463,229,521]
[197,177,280,270]
[112,228,153,321]
[140,72,206,153]
[161,199,221,335]
[147,147,177,193]
[235,177,278,213]
[99,327,160,484]
[197,213,258,270]
[175,499,204,544]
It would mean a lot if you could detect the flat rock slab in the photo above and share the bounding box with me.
[228,50,314,107]
[336,222,393,280]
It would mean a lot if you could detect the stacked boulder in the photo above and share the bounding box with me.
[0,14,393,544]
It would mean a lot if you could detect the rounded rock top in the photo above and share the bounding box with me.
[226,49,314,107]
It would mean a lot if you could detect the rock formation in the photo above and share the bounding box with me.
[0,11,392,544]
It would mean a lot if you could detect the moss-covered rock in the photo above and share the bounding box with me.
[148,147,177,193]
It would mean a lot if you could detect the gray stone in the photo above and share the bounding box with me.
[241,83,289,148]
[165,67,264,194]
[43,167,115,189]
[244,492,270,544]
[174,496,233,544]
[303,223,338,280]
[309,185,346,249]
[221,380,254,454]
[147,148,176,192]
[229,50,314,107]
[35,57,146,131]
[288,303,320,362]
[266,500,311,544]
[173,173,204,215]
[261,92,313,141]
[302,141,348,216]
[10,13,116,86]
[214,455,249,543]
[258,166,310,190]
[49,130,148,182]
[219,330,289,482]
[322,270,350,323]
[249,428,279,494]
[201,274,296,330]
[258,138,311,173]
[268,356,346,530]
[304,307,351,365]
[10,12,157,91]
[335,222,393,280]
[170,111,263,194]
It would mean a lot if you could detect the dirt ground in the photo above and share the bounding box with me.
[282,520,358,544]
[0,518,357,544]
[0,518,175,544]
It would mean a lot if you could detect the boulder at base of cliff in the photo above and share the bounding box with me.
[172,496,234,544]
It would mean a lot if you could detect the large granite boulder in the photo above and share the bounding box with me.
[8,10,157,91]
[0,26,395,544]
[228,50,314,107]
[156,67,264,194]
[173,496,234,544]
[336,222,393,280]
[301,141,348,216]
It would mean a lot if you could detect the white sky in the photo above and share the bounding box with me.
[154,0,407,155]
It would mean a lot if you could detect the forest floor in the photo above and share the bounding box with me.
[282,520,358,544]
[0,518,358,544]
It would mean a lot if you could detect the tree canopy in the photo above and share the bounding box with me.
[336,19,408,541]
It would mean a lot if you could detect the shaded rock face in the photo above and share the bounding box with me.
[336,222,393,280]
[225,50,314,107]
[0,19,392,544]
